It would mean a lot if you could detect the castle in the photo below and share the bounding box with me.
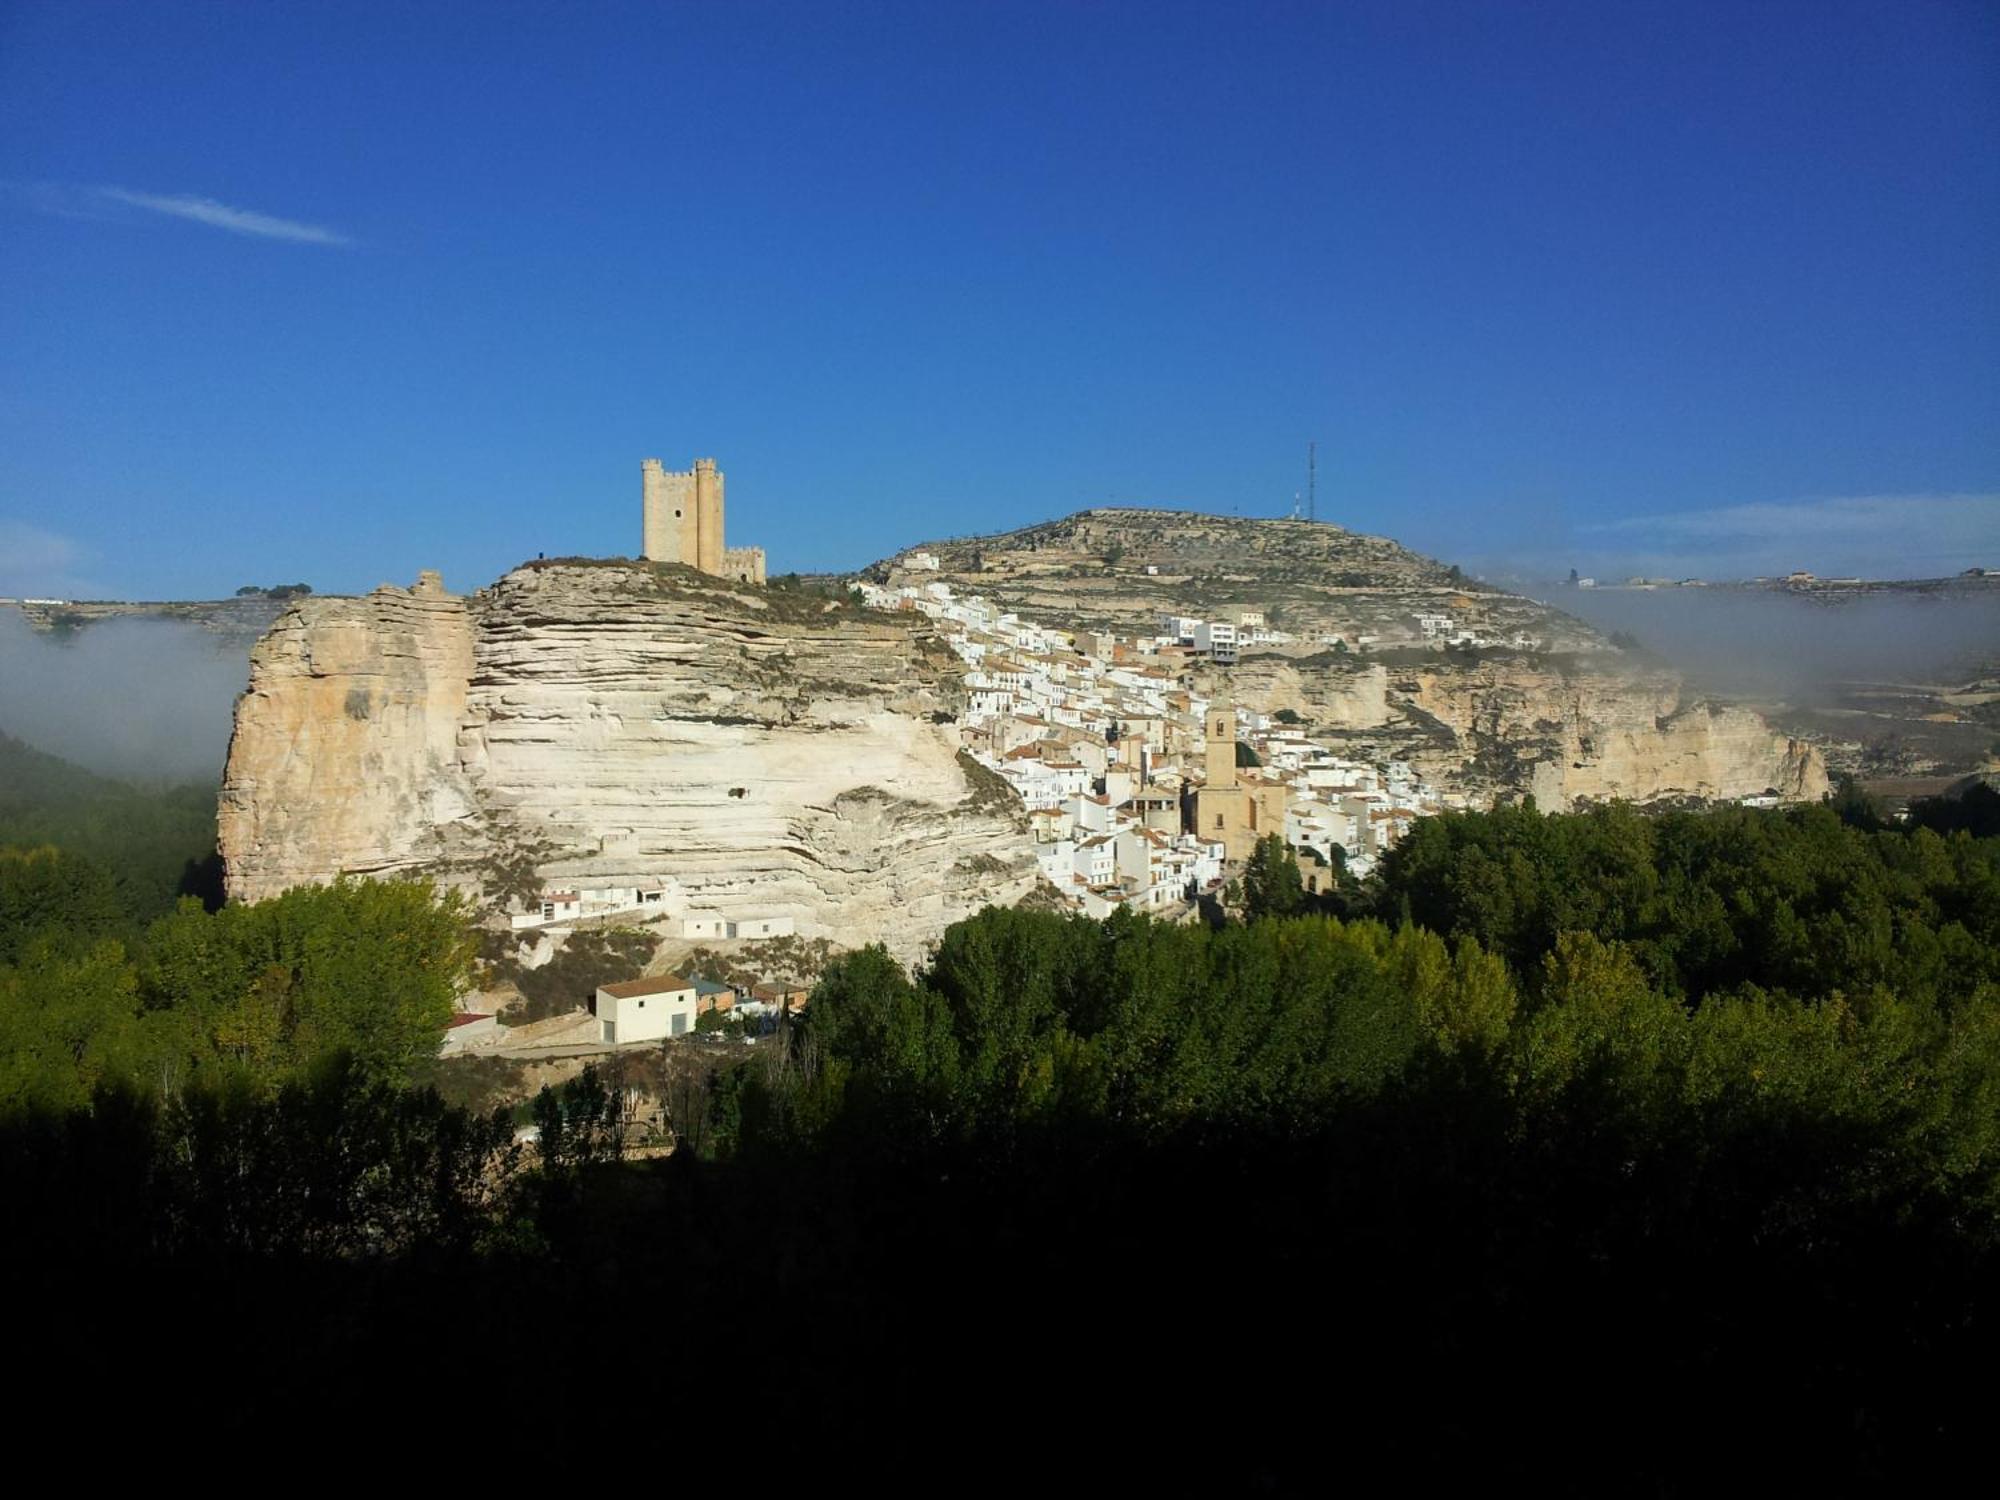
[641,456,766,584]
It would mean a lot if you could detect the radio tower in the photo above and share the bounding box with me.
[1308,441,1317,523]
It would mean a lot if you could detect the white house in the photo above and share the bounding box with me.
[594,974,698,1044]
[1071,792,1116,835]
[1074,835,1118,887]
[1192,621,1238,662]
[728,915,796,940]
[1035,838,1079,885]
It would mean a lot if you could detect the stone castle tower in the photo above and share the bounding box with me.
[641,457,765,584]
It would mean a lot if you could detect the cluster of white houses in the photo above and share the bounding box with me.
[860,574,1465,916]
[509,878,798,938]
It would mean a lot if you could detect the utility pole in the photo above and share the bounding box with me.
[1308,441,1317,523]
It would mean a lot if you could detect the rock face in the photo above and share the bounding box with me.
[1400,659,1828,807]
[220,571,475,897]
[1192,653,1826,808]
[890,507,1828,809]
[221,564,1036,960]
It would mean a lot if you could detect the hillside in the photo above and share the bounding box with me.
[871,508,1824,807]
[873,507,1605,651]
[0,732,222,920]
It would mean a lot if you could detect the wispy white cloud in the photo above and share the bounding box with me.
[91,186,352,245]
[12,181,353,245]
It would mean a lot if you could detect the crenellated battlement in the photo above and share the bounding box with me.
[641,453,760,582]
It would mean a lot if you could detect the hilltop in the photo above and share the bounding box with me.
[870,507,1605,653]
[867,506,1823,809]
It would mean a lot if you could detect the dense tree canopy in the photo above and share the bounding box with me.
[5,790,1998,1480]
[1370,799,2000,1008]
[1,878,478,1113]
[0,733,221,927]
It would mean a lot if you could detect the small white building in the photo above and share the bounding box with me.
[728,915,796,940]
[1074,835,1118,886]
[508,889,583,929]
[595,974,698,1044]
[1192,621,1238,662]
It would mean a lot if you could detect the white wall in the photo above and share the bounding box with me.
[595,984,696,1044]
[728,916,796,939]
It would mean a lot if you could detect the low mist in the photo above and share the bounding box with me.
[1553,587,2000,703]
[0,611,250,783]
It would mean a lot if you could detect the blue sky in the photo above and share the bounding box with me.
[1,0,1995,598]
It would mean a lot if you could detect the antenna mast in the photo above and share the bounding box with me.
[1308,441,1317,522]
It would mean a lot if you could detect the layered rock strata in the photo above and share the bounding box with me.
[898,507,1827,809]
[221,564,1037,959]
[1195,653,1826,807]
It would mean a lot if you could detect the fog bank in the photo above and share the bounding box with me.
[0,611,249,782]
[1554,588,2000,702]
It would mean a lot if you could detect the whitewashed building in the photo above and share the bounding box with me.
[595,974,698,1044]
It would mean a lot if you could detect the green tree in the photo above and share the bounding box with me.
[1242,834,1305,921]
[1828,775,1885,831]
[0,936,145,1113]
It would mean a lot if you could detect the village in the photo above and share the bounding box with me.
[452,543,1482,1071]
[859,554,1473,918]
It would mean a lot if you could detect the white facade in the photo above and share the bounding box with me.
[729,915,796,940]
[595,976,698,1044]
[1074,836,1118,886]
[1192,621,1237,659]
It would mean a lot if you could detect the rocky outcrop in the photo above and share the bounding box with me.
[220,571,476,898]
[905,507,1827,809]
[1214,654,1395,731]
[221,564,1036,960]
[1402,659,1828,807]
[1193,652,1826,808]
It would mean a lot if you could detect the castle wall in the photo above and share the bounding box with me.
[643,455,758,583]
[641,460,699,566]
[695,459,724,575]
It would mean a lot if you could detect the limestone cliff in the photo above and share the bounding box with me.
[894,508,1827,810]
[1196,651,1826,808]
[221,564,1036,959]
[220,571,475,897]
[1401,659,1827,807]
